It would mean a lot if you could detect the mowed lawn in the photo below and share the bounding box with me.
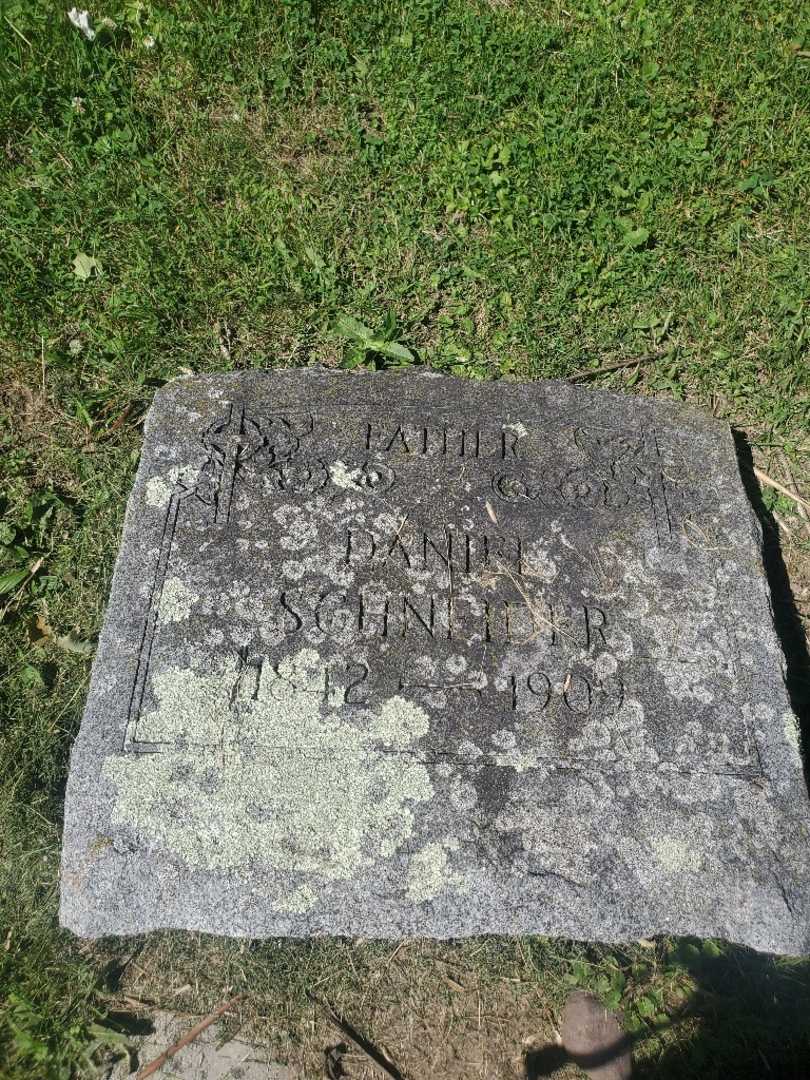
[1,1,809,1077]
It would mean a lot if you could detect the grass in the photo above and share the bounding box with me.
[1,0,809,1076]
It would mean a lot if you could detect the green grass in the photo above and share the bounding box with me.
[1,0,809,1076]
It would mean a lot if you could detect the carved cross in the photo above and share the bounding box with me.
[205,404,264,525]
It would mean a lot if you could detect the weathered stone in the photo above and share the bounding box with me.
[60,370,810,953]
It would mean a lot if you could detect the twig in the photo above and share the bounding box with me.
[105,403,133,436]
[121,996,156,1012]
[568,352,663,381]
[753,468,810,515]
[384,941,410,967]
[135,994,244,1079]
[307,992,407,1080]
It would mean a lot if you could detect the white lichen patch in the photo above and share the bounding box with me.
[328,460,361,489]
[783,711,802,753]
[406,843,448,903]
[139,649,433,754]
[104,743,433,875]
[406,837,464,903]
[177,464,200,488]
[273,505,317,551]
[593,652,619,678]
[457,739,483,760]
[448,777,478,811]
[276,884,318,913]
[281,559,305,581]
[137,663,235,744]
[145,475,173,509]
[650,834,701,873]
[491,743,546,773]
[520,539,558,583]
[158,577,197,624]
[106,650,436,874]
[145,465,199,509]
[373,512,401,534]
[375,695,432,747]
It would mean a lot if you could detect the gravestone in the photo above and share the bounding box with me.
[60,371,810,953]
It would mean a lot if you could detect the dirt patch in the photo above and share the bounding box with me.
[111,939,579,1080]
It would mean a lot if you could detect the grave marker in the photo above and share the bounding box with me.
[60,371,810,953]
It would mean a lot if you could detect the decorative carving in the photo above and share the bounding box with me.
[270,457,329,495]
[491,471,539,503]
[199,404,266,524]
[558,469,607,509]
[352,458,396,492]
[491,426,672,542]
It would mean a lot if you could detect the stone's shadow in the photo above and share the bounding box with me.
[97,940,148,994]
[523,1042,567,1077]
[634,943,810,1079]
[523,942,810,1080]
[525,1035,631,1078]
[733,430,810,787]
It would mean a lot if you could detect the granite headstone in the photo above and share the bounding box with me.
[60,371,810,953]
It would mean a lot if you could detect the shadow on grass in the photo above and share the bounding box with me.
[638,944,810,1079]
[525,943,810,1080]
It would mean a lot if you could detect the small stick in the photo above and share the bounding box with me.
[307,992,407,1080]
[136,994,244,1079]
[753,468,810,515]
[105,403,133,436]
[569,353,663,380]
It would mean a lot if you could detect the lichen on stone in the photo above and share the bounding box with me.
[650,833,702,873]
[783,711,802,753]
[328,460,361,489]
[145,475,173,509]
[158,576,197,624]
[105,649,435,875]
[276,884,318,913]
[406,837,465,903]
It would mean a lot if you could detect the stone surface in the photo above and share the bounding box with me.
[60,370,810,953]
